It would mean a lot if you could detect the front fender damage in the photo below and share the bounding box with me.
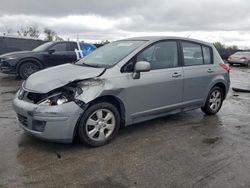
[76,78,124,105]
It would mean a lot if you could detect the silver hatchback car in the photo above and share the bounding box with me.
[13,37,230,147]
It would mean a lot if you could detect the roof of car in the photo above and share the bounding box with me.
[120,36,212,46]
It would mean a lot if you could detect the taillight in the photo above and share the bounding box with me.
[219,63,230,72]
[240,57,247,61]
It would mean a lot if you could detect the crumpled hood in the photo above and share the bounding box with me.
[23,63,105,93]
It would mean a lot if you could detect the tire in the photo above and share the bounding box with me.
[77,102,121,147]
[18,62,40,79]
[201,87,224,115]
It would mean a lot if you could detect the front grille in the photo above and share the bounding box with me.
[17,114,28,127]
[1,61,10,66]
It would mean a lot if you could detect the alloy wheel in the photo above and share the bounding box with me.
[209,90,222,112]
[85,109,116,141]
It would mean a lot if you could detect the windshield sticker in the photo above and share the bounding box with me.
[117,43,133,47]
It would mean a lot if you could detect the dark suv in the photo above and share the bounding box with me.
[0,41,96,79]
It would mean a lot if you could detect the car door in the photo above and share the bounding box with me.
[45,42,77,66]
[181,41,216,107]
[123,40,184,122]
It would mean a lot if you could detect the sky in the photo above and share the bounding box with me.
[0,0,250,48]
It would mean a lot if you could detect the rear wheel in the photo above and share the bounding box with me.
[77,102,121,147]
[201,87,224,115]
[18,62,40,79]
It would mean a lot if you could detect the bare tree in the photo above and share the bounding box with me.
[28,25,40,38]
[4,25,13,35]
[55,35,63,41]
[44,28,57,41]
[17,25,40,38]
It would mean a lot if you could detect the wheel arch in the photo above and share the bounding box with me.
[73,95,126,141]
[16,57,44,73]
[211,82,227,100]
[87,95,126,126]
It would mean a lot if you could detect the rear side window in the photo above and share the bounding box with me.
[202,46,212,64]
[182,41,212,66]
[182,42,203,66]
[68,42,78,51]
[136,41,178,70]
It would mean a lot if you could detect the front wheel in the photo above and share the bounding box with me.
[18,62,40,79]
[77,102,121,147]
[201,87,224,115]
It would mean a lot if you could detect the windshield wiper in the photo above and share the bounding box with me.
[76,62,101,68]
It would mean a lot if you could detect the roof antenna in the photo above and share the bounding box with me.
[187,34,191,38]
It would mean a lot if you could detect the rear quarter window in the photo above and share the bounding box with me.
[182,41,213,66]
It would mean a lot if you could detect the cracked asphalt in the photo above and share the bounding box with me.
[0,66,250,188]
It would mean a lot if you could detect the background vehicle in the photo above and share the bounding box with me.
[217,49,241,61]
[228,51,250,66]
[13,37,230,147]
[0,41,96,79]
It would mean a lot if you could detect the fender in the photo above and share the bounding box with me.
[202,74,228,105]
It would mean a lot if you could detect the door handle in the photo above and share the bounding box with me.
[172,72,182,78]
[207,69,214,73]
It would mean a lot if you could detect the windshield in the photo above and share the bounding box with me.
[32,42,53,52]
[75,40,146,68]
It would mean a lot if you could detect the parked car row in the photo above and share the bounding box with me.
[0,41,96,79]
[217,49,241,61]
[12,36,230,147]
[227,51,250,66]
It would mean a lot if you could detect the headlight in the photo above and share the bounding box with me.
[38,93,69,106]
[18,88,25,100]
[37,86,83,106]
[4,57,18,61]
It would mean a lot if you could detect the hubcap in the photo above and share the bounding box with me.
[86,109,115,141]
[209,90,222,111]
[23,64,38,77]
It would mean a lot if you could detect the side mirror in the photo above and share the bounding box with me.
[48,49,55,54]
[132,61,151,79]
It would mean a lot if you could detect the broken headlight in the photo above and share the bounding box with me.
[38,92,68,106]
[38,87,83,106]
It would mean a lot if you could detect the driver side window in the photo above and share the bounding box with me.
[49,43,67,52]
[136,41,178,70]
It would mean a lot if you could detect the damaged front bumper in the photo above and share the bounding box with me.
[13,96,84,143]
